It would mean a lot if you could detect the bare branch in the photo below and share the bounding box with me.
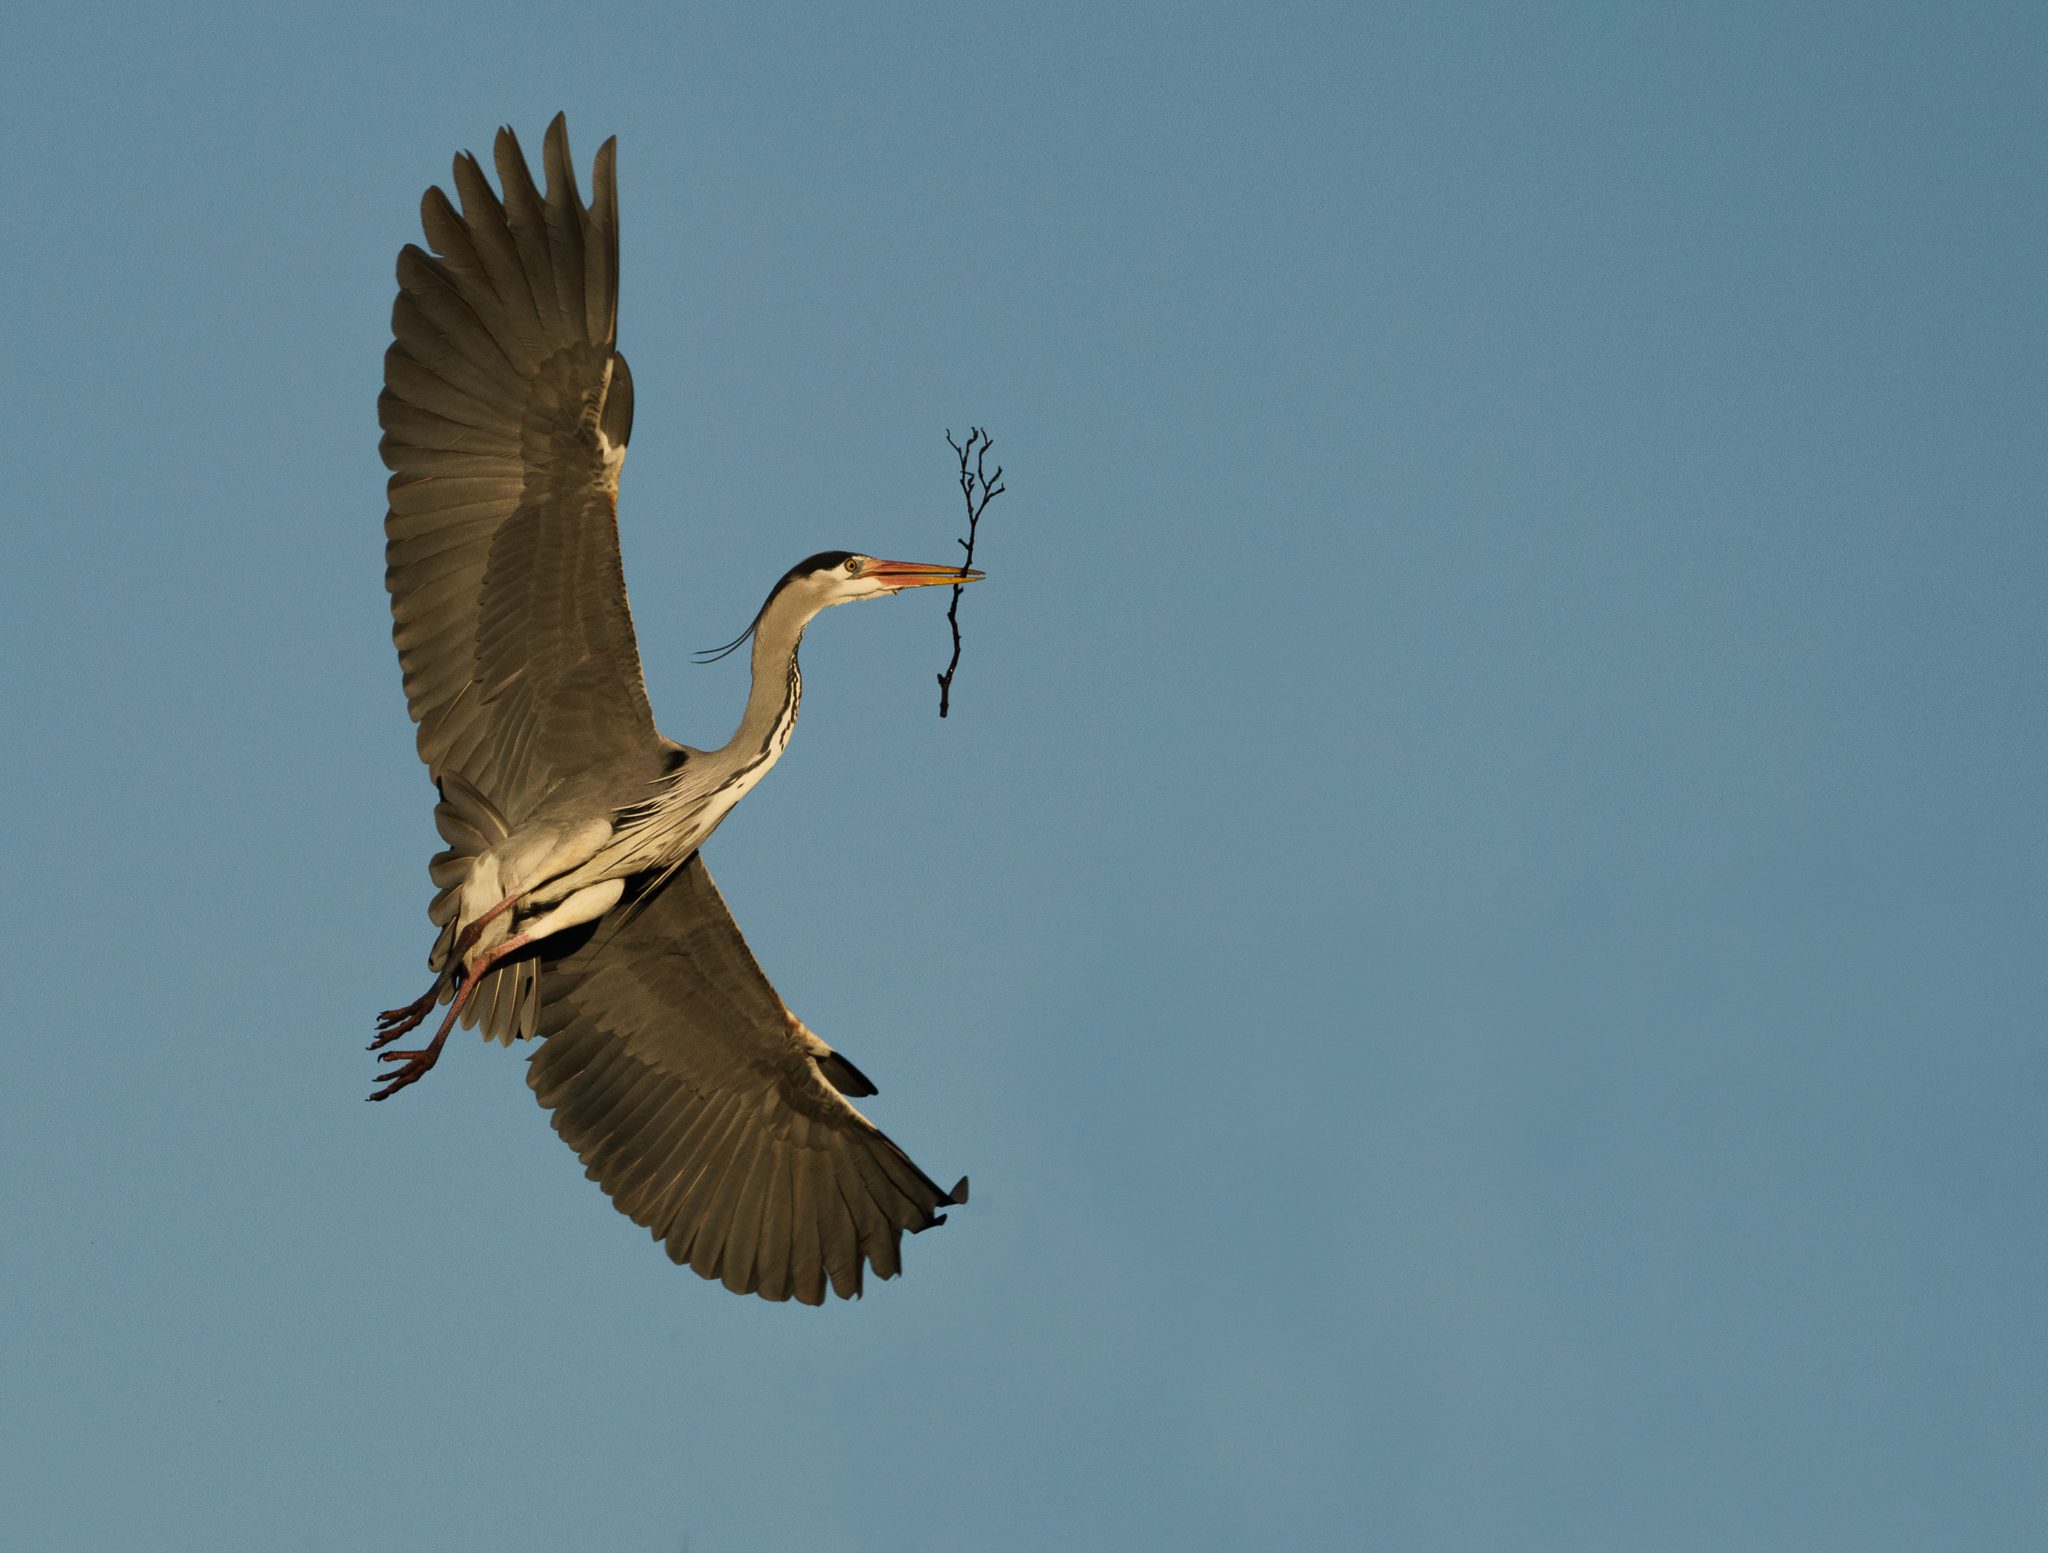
[936,425,1005,717]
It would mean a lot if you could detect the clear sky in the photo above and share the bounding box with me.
[3,2,2044,1549]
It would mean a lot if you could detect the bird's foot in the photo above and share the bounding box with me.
[367,1040,445,1101]
[372,893,520,1050]
[367,981,478,1100]
[371,987,442,1046]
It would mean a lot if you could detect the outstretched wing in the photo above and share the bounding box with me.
[381,114,659,824]
[529,858,966,1304]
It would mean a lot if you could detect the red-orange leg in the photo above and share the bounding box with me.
[370,890,523,1047]
[366,928,536,1101]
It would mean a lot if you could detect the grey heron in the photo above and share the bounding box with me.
[372,116,976,1304]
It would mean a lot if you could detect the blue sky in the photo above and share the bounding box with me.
[4,2,2044,1548]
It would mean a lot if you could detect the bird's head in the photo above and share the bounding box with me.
[784,550,984,608]
[697,551,984,662]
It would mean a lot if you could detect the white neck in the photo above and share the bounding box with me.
[711,587,810,774]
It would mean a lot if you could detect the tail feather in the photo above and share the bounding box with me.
[424,773,540,1045]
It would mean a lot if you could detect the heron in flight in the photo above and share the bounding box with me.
[371,115,976,1303]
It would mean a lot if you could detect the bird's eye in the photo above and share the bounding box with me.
[844,557,862,575]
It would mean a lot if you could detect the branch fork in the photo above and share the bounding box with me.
[937,427,1004,717]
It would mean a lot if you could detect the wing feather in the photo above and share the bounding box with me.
[384,346,515,433]
[824,1169,870,1300]
[672,1110,754,1275]
[641,1097,735,1234]
[604,1089,693,1204]
[395,247,525,383]
[563,1038,638,1140]
[449,153,553,366]
[753,1149,796,1303]
[376,395,519,461]
[529,857,961,1303]
[788,1151,828,1307]
[595,1088,679,1190]
[581,139,619,344]
[493,128,557,319]
[540,118,588,337]
[718,1138,775,1295]
[382,115,659,823]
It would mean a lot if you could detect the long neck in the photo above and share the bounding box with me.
[602,589,820,873]
[716,593,809,771]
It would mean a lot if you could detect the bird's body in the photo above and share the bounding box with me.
[372,116,976,1304]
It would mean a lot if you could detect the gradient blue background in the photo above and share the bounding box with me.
[4,3,2044,1548]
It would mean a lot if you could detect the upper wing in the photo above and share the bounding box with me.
[381,115,659,823]
[528,857,966,1304]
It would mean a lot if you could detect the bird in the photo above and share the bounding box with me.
[371,115,978,1304]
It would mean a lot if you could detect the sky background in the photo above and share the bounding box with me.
[3,2,2044,1549]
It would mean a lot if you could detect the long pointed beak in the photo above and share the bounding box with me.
[867,558,985,591]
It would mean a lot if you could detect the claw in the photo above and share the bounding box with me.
[368,1048,440,1101]
[367,1068,424,1102]
[365,910,532,1102]
[374,985,443,1043]
[364,965,487,1101]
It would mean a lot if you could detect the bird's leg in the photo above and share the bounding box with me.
[367,979,480,1101]
[370,970,450,1046]
[457,879,626,977]
[372,889,524,1043]
[367,924,551,1099]
[450,889,524,962]
[368,881,624,1101]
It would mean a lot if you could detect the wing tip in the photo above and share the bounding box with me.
[911,1174,968,1232]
